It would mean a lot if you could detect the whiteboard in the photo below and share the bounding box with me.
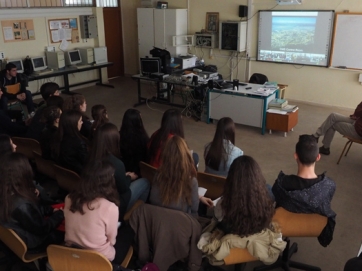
[330,13,362,70]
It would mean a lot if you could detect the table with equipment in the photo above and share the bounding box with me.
[28,62,114,95]
[207,83,279,135]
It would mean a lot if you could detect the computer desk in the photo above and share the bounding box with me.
[28,62,114,95]
[208,84,279,135]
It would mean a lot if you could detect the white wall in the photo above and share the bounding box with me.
[0,7,107,94]
[122,0,362,110]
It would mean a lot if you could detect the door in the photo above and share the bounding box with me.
[103,7,124,78]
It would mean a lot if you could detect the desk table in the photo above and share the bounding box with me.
[28,62,114,95]
[208,84,279,135]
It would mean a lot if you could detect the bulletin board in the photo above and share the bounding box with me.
[48,18,80,44]
[1,19,35,42]
[330,13,362,70]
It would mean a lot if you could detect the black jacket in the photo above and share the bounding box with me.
[59,134,88,175]
[2,196,64,250]
[0,110,27,136]
[0,69,27,99]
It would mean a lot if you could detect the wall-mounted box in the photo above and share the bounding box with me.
[78,47,94,64]
[94,47,108,64]
[195,33,217,49]
[219,21,247,52]
[45,51,65,70]
[80,15,98,39]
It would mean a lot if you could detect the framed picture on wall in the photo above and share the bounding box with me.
[205,12,219,33]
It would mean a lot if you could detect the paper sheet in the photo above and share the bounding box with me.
[59,39,69,51]
[3,27,14,40]
[198,187,207,197]
[51,30,60,42]
[212,197,221,206]
[358,242,362,256]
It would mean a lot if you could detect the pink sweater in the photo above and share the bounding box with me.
[64,196,119,261]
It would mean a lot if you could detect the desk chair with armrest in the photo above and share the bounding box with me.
[33,150,56,180]
[337,135,362,164]
[53,164,81,193]
[11,136,41,160]
[47,245,133,271]
[196,172,226,200]
[139,161,157,184]
[254,207,328,271]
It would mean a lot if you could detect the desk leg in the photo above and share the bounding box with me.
[134,79,147,107]
[96,68,114,88]
[62,74,72,95]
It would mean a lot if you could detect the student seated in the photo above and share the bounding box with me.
[52,110,89,175]
[150,136,209,215]
[204,117,243,177]
[64,160,134,269]
[63,94,92,139]
[37,82,60,109]
[272,134,336,246]
[0,153,64,251]
[119,109,149,176]
[148,108,198,168]
[0,63,35,116]
[90,104,109,140]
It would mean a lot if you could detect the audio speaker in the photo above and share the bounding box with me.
[239,5,248,17]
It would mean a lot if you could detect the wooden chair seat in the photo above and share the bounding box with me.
[337,135,362,164]
[53,164,81,192]
[33,150,56,179]
[139,161,157,184]
[196,172,226,200]
[11,137,41,160]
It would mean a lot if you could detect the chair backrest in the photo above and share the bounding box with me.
[249,73,269,84]
[33,150,56,179]
[139,161,157,184]
[272,207,328,237]
[12,137,41,160]
[53,164,81,192]
[0,225,46,263]
[47,245,112,271]
[5,83,21,95]
[196,172,226,200]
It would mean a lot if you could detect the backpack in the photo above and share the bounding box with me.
[23,56,33,76]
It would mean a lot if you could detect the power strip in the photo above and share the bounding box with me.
[0,52,5,59]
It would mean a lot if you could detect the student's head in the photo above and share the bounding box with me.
[120,109,145,133]
[63,94,87,113]
[0,134,16,155]
[295,135,320,166]
[0,153,37,221]
[91,104,108,121]
[68,160,120,215]
[42,105,62,127]
[215,117,235,143]
[90,123,120,160]
[155,136,196,206]
[59,110,83,135]
[160,109,184,137]
[5,63,17,77]
[40,82,60,100]
[221,155,274,237]
[46,95,64,110]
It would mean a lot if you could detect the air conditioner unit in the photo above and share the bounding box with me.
[276,0,302,5]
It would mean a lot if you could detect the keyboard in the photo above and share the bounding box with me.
[75,64,91,69]
[33,69,53,75]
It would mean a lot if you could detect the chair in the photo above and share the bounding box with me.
[249,73,269,85]
[53,164,81,192]
[12,137,41,160]
[124,199,143,221]
[196,172,226,200]
[33,151,56,179]
[47,245,133,271]
[337,135,362,164]
[0,225,47,270]
[139,161,157,184]
[254,207,328,271]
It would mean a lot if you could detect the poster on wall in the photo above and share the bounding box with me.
[1,19,35,42]
[48,18,79,44]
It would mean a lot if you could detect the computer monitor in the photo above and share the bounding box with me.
[31,56,47,71]
[8,59,24,73]
[140,57,161,76]
[67,50,82,65]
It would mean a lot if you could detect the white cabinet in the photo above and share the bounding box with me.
[137,8,188,58]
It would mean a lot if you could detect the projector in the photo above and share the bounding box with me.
[276,0,302,5]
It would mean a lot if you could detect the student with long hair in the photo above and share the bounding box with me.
[63,94,92,138]
[89,123,149,216]
[0,153,64,250]
[216,155,274,236]
[40,105,62,160]
[119,109,149,175]
[90,104,109,140]
[64,160,134,269]
[149,136,201,215]
[52,110,88,174]
[204,117,243,177]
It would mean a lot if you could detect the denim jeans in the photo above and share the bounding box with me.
[127,177,150,210]
[0,90,34,113]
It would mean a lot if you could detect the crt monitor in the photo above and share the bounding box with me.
[31,56,47,71]
[68,50,82,65]
[8,59,24,73]
[140,57,161,76]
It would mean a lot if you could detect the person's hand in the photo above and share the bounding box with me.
[126,172,138,180]
[53,207,63,212]
[34,189,40,197]
[199,196,214,208]
[16,93,25,101]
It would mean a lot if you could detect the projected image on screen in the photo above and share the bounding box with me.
[257,11,334,67]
